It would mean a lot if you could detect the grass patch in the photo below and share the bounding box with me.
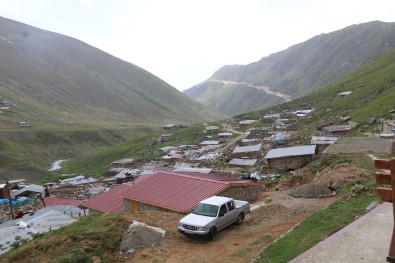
[0,214,129,263]
[256,188,378,263]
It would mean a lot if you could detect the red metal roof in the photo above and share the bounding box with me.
[37,197,84,209]
[117,172,232,213]
[81,184,131,214]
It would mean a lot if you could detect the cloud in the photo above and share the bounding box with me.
[80,0,96,8]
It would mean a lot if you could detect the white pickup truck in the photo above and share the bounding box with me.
[178,196,250,240]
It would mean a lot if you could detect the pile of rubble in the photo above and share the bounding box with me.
[289,183,335,198]
[120,221,165,255]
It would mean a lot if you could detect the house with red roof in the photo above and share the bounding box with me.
[81,184,132,214]
[117,172,261,214]
[37,197,84,209]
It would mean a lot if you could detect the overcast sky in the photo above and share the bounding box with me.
[1,0,394,91]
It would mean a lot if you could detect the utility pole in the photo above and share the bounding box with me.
[5,178,14,220]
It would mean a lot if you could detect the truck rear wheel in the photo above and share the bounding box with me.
[236,213,244,225]
[207,227,217,241]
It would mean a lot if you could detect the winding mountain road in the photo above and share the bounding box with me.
[208,79,292,101]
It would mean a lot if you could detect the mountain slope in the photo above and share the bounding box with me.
[240,45,395,130]
[184,21,395,116]
[0,16,224,128]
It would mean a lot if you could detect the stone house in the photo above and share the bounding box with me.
[264,145,316,172]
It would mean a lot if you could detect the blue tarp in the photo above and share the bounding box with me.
[274,133,285,142]
[0,197,33,206]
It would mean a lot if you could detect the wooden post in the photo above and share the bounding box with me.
[5,179,14,220]
[375,158,395,262]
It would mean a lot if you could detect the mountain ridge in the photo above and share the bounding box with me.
[0,16,224,128]
[184,20,395,116]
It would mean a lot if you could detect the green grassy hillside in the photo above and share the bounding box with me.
[241,46,395,132]
[59,46,395,181]
[0,16,224,128]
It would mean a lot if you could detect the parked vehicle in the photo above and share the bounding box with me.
[178,196,250,240]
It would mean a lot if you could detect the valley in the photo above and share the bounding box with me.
[0,15,394,263]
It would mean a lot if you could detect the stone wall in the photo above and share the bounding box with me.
[219,185,261,202]
[267,155,312,172]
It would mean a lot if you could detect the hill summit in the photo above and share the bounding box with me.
[184,21,395,116]
[0,16,223,128]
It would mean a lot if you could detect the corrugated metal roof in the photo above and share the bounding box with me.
[14,184,44,197]
[218,132,233,137]
[205,126,219,130]
[172,167,213,174]
[232,144,262,154]
[82,184,131,214]
[322,125,351,132]
[38,197,84,209]
[199,140,220,145]
[311,136,338,145]
[264,145,316,159]
[117,172,230,213]
[229,158,257,166]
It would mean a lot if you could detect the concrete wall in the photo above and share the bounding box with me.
[267,155,312,172]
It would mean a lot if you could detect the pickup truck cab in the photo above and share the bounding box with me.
[178,196,250,240]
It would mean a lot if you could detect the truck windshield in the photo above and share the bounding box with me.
[192,203,218,217]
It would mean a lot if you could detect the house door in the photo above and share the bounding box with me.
[130,201,139,212]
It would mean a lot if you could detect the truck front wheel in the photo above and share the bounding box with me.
[207,227,217,241]
[236,213,244,225]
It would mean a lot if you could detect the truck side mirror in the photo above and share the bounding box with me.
[219,213,225,217]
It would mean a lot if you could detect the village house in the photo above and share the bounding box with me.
[322,125,351,136]
[13,184,46,199]
[218,132,233,138]
[199,140,220,146]
[157,133,173,143]
[232,144,262,158]
[264,145,316,172]
[380,120,395,134]
[0,184,10,199]
[311,136,338,153]
[81,184,131,214]
[111,158,135,168]
[336,91,353,98]
[239,119,256,126]
[0,107,11,112]
[118,172,261,214]
[205,125,219,131]
[263,113,280,119]
[172,167,213,174]
[18,121,31,128]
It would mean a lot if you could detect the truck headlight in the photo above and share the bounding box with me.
[198,226,207,231]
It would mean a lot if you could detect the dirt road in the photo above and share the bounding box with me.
[124,191,338,263]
